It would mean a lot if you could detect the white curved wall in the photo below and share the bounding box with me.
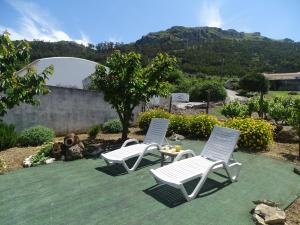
[17,57,98,89]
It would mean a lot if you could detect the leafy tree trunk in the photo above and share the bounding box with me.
[121,110,131,141]
[121,122,129,141]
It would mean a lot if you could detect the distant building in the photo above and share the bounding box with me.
[263,72,300,91]
[16,57,98,89]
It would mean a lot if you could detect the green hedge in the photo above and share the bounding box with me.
[19,125,55,146]
[137,109,171,132]
[169,114,191,136]
[138,109,219,138]
[189,114,220,138]
[138,109,274,151]
[225,117,273,151]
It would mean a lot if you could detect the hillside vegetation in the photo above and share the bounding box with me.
[29,26,300,77]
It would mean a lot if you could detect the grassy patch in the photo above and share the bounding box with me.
[265,91,300,99]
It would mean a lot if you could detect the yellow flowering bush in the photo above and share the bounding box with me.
[169,114,192,136]
[225,117,274,151]
[137,108,171,132]
[189,114,220,138]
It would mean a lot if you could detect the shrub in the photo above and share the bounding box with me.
[102,119,123,133]
[246,97,259,116]
[88,125,102,139]
[190,81,227,102]
[169,114,192,136]
[221,100,248,118]
[138,109,171,132]
[19,125,55,146]
[268,97,296,125]
[31,143,53,165]
[0,123,18,151]
[189,114,220,138]
[225,118,273,151]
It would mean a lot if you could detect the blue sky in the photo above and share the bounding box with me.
[1,0,300,45]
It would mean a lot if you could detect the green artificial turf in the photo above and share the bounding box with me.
[0,140,299,225]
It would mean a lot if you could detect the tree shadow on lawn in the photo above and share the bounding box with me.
[144,175,231,208]
[95,156,161,176]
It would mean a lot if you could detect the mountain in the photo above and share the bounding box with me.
[29,26,300,77]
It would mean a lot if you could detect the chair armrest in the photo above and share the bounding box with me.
[174,149,196,162]
[142,143,161,154]
[121,138,139,148]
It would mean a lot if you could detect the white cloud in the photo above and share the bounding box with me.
[199,1,223,28]
[0,0,90,46]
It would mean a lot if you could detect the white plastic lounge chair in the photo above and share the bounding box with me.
[149,126,242,201]
[101,118,169,173]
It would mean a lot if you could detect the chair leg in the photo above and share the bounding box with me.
[227,162,242,181]
[121,153,146,173]
[179,174,208,202]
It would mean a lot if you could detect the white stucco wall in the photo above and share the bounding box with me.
[17,57,98,89]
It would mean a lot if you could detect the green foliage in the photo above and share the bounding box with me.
[0,123,18,151]
[268,97,296,125]
[225,118,273,151]
[190,81,226,102]
[289,98,300,155]
[19,125,55,146]
[221,101,248,118]
[31,143,53,165]
[88,125,102,139]
[0,33,53,118]
[239,73,269,94]
[137,109,171,132]
[29,26,300,77]
[289,99,300,130]
[169,114,191,136]
[90,50,176,139]
[189,114,220,138]
[246,97,259,116]
[102,119,123,133]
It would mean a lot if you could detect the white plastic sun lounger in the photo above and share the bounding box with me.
[150,126,241,201]
[101,118,169,173]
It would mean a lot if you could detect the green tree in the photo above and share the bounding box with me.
[90,51,176,140]
[190,81,227,113]
[239,73,269,118]
[0,33,53,118]
[289,99,300,158]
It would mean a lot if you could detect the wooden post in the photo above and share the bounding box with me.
[168,95,172,113]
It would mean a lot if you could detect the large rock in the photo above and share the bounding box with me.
[169,133,185,141]
[65,144,85,161]
[253,214,267,225]
[83,143,104,158]
[275,126,299,143]
[254,204,286,224]
[23,155,33,167]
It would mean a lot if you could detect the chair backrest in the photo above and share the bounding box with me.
[200,126,240,163]
[143,118,169,146]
